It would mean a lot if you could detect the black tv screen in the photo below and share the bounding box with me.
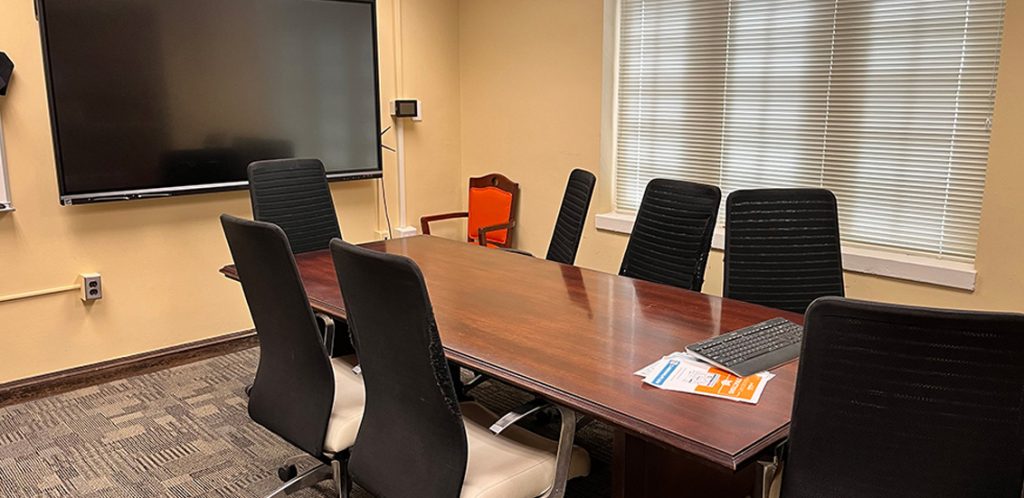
[38,0,383,204]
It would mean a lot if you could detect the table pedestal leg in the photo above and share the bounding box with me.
[612,430,756,498]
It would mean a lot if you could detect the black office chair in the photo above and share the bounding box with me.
[329,239,590,498]
[220,215,365,497]
[723,188,844,313]
[248,158,342,254]
[619,179,721,291]
[769,297,1024,498]
[501,168,596,265]
[545,169,597,265]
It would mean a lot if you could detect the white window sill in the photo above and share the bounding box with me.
[595,212,977,291]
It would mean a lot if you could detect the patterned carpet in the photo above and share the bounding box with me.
[0,348,612,497]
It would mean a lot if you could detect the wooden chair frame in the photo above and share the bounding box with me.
[420,173,520,248]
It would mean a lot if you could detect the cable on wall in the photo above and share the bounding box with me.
[379,178,394,239]
[379,125,396,239]
[0,284,79,304]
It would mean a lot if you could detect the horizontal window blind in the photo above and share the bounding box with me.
[614,0,1005,261]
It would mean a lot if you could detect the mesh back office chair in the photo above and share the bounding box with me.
[501,168,596,264]
[220,215,365,497]
[619,179,721,292]
[776,297,1024,498]
[248,158,342,254]
[330,239,590,498]
[421,173,520,248]
[724,189,844,313]
[545,169,597,265]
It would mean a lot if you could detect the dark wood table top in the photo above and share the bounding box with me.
[221,235,802,469]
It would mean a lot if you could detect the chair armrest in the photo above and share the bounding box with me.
[420,212,469,235]
[463,371,490,393]
[476,220,516,246]
[489,398,550,435]
[755,440,788,498]
[489,399,578,498]
[542,404,578,498]
[315,313,335,356]
[500,248,534,258]
[318,313,361,374]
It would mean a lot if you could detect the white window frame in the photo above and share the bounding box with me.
[596,0,979,291]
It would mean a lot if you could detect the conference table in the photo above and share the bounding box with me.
[221,235,803,497]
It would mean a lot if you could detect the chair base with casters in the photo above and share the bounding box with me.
[264,453,348,497]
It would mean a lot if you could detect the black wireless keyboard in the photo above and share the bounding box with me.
[685,317,803,377]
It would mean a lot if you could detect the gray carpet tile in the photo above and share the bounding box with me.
[0,348,612,497]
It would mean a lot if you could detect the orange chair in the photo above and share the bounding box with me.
[420,173,519,248]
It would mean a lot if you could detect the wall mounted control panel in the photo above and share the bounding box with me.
[391,99,421,121]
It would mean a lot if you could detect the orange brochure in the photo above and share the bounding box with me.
[639,353,774,404]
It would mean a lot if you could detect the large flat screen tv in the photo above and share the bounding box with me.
[38,0,383,205]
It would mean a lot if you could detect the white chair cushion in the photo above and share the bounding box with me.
[459,402,591,498]
[322,355,366,454]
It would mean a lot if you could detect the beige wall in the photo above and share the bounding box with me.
[0,0,462,383]
[395,0,464,240]
[460,0,605,254]
[459,0,1024,312]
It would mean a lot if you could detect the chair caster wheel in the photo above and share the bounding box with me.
[278,464,298,482]
[245,384,253,397]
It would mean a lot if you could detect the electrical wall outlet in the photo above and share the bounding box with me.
[375,229,391,240]
[79,273,102,301]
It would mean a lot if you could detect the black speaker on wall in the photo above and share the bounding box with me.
[0,52,13,96]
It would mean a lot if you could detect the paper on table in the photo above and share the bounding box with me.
[633,351,688,377]
[640,354,775,404]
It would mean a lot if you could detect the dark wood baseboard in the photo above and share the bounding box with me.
[0,330,257,408]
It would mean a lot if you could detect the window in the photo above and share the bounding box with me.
[613,0,1005,261]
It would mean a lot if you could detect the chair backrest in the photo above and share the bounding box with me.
[619,179,721,291]
[219,215,335,457]
[782,297,1024,498]
[330,240,468,498]
[546,168,597,265]
[467,173,519,247]
[248,158,342,253]
[723,188,844,313]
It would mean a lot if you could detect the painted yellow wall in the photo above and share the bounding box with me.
[459,0,1024,313]
[394,0,465,241]
[0,0,462,383]
[460,0,605,255]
